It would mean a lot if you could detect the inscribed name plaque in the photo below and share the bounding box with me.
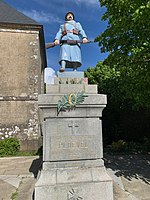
[43,118,103,161]
[51,135,97,160]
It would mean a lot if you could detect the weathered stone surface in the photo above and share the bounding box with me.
[46,85,59,94]
[54,77,88,84]
[39,105,105,120]
[35,81,113,199]
[38,93,107,106]
[35,165,113,200]
[46,84,97,94]
[0,31,41,97]
[0,28,45,148]
[15,177,35,200]
[0,101,39,141]
[121,177,150,200]
[42,159,104,169]
[0,101,28,125]
[85,84,97,94]
[57,71,84,78]
[0,179,16,200]
[43,118,102,161]
[38,94,106,119]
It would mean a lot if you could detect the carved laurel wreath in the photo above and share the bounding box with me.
[57,92,88,115]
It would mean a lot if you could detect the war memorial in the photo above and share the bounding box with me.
[0,3,113,198]
[35,11,113,200]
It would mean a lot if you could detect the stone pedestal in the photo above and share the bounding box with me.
[35,72,113,200]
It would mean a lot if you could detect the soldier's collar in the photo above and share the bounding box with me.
[65,20,75,24]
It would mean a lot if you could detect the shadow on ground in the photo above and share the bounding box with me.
[104,154,150,184]
[29,157,43,178]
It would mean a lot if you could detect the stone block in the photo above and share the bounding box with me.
[54,77,88,84]
[38,94,107,106]
[85,84,98,94]
[46,85,59,94]
[39,105,105,119]
[35,170,56,186]
[38,94,106,119]
[57,71,84,78]
[0,101,28,124]
[54,77,68,84]
[59,84,84,94]
[43,118,103,161]
[46,84,98,94]
[42,159,104,169]
[35,165,113,200]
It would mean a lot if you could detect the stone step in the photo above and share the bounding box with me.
[54,77,88,84]
[46,84,97,94]
[57,71,84,78]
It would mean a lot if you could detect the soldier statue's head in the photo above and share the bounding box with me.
[65,12,75,21]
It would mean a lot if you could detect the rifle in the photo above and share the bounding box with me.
[45,40,94,49]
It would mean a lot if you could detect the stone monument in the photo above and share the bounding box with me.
[35,71,113,200]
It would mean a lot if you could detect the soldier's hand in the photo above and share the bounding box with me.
[54,39,60,45]
[82,38,88,43]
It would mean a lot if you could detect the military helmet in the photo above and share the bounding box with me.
[65,12,75,20]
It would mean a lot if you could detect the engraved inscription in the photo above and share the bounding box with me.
[58,141,88,149]
[50,135,98,161]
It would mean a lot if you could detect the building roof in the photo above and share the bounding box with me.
[0,0,39,25]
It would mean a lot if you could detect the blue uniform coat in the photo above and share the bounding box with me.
[55,20,87,68]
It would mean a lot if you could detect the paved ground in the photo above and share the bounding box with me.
[0,154,149,200]
[104,154,150,200]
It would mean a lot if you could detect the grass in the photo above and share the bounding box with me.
[11,189,18,200]
[15,150,38,156]
[0,150,40,157]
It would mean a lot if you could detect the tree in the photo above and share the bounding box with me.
[95,0,150,108]
[85,62,121,103]
[85,62,150,144]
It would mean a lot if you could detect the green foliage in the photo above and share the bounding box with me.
[85,62,127,105]
[106,138,150,154]
[15,150,37,156]
[0,138,20,157]
[11,189,18,200]
[85,62,150,143]
[110,138,150,154]
[111,140,128,152]
[96,0,150,108]
[57,92,88,115]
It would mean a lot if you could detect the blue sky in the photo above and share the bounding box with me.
[4,0,108,72]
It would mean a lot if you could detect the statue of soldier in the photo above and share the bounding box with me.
[54,12,88,72]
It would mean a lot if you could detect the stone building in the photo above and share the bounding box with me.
[0,0,47,150]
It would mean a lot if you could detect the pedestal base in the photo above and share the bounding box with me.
[35,160,113,200]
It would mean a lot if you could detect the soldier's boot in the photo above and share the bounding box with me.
[73,66,77,71]
[59,60,66,72]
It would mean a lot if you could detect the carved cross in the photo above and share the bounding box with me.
[68,121,79,134]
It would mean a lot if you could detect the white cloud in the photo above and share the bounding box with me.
[76,0,99,6]
[32,0,99,7]
[21,9,63,24]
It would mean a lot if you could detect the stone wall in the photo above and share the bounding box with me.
[0,28,44,150]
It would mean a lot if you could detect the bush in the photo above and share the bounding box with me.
[111,140,128,153]
[104,138,150,155]
[0,138,20,157]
